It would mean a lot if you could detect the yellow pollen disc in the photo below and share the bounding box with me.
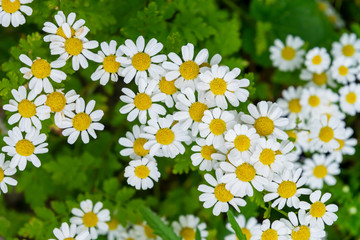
[15,139,35,157]
[241,228,251,240]
[286,130,297,142]
[134,93,152,111]
[65,37,83,56]
[313,165,328,178]
[318,2,327,11]
[312,72,327,86]
[64,238,75,240]
[73,112,92,131]
[199,62,211,68]
[180,227,196,240]
[254,117,274,136]
[328,15,336,24]
[56,26,75,39]
[210,78,227,95]
[214,183,234,202]
[201,145,216,160]
[308,95,320,107]
[234,135,251,152]
[335,139,344,150]
[0,168,4,182]
[342,44,355,57]
[188,102,208,122]
[126,238,135,240]
[209,119,226,136]
[132,52,151,71]
[275,150,282,155]
[82,212,99,228]
[277,181,297,198]
[318,126,334,143]
[134,165,150,179]
[312,55,322,65]
[2,0,20,13]
[338,66,348,76]
[179,60,199,80]
[159,77,177,95]
[31,59,51,79]
[144,224,157,238]
[259,148,276,166]
[103,55,120,73]
[107,218,119,231]
[235,163,256,182]
[261,229,278,240]
[346,92,357,104]
[281,46,296,60]
[46,92,66,112]
[18,99,36,118]
[155,128,175,145]
[291,226,311,240]
[288,99,302,113]
[133,138,149,156]
[310,201,326,218]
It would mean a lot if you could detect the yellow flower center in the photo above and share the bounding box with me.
[210,78,227,95]
[2,0,20,13]
[286,130,297,142]
[134,165,150,179]
[56,26,76,39]
[241,228,251,240]
[201,145,216,160]
[188,102,208,122]
[335,139,344,150]
[313,165,328,178]
[234,135,251,152]
[133,138,149,156]
[107,218,119,231]
[144,224,157,238]
[155,128,175,145]
[65,37,83,56]
[342,44,355,57]
[0,168,4,182]
[281,46,296,60]
[328,15,337,24]
[159,77,177,95]
[199,62,211,68]
[259,148,275,166]
[180,227,196,240]
[31,59,51,79]
[261,229,278,240]
[82,212,98,228]
[103,55,120,73]
[73,112,92,131]
[64,238,75,240]
[277,181,297,198]
[310,201,326,218]
[291,226,310,240]
[15,139,35,157]
[288,99,302,113]
[346,92,357,104]
[254,117,274,136]
[18,99,36,118]
[338,66,348,76]
[214,183,234,202]
[126,238,135,240]
[209,119,226,136]
[132,52,151,71]
[46,92,66,112]
[312,55,322,65]
[312,72,327,86]
[235,163,256,182]
[318,126,334,143]
[134,93,152,111]
[308,95,320,107]
[318,2,327,11]
[179,60,199,80]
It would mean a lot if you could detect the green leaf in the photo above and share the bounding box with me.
[195,227,201,240]
[227,210,246,240]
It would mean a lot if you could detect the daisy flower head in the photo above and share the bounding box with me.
[3,86,51,132]
[51,222,90,240]
[19,54,67,95]
[191,138,226,171]
[330,57,357,84]
[299,69,335,88]
[60,97,104,144]
[118,228,140,240]
[141,115,191,158]
[104,218,125,240]
[299,87,334,118]
[0,153,17,195]
[241,101,289,140]
[117,35,166,84]
[70,199,111,240]
[339,83,360,116]
[225,215,260,240]
[91,40,124,85]
[2,126,48,171]
[120,78,166,124]
[252,219,290,240]
[303,154,340,189]
[157,75,179,108]
[304,47,331,74]
[0,0,32,27]
[163,43,209,90]
[199,53,222,72]
[276,140,297,163]
[331,33,360,61]
[300,190,338,229]
[269,35,305,71]
[264,168,311,210]
[172,215,208,240]
[197,65,250,109]
[277,86,304,122]
[330,127,357,162]
[198,107,235,149]
[124,158,160,190]
[133,220,167,240]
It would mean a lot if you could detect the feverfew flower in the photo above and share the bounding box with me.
[339,83,360,116]
[252,219,290,240]
[299,87,334,118]
[331,33,360,61]
[105,218,125,240]
[277,86,304,123]
[330,127,357,162]
[0,153,17,195]
[172,215,208,240]
[191,138,226,171]
[51,222,90,240]
[304,47,331,74]
[330,57,357,84]
[124,158,160,190]
[225,215,260,240]
[157,76,179,108]
[0,0,33,27]
[199,53,222,71]
[299,69,335,88]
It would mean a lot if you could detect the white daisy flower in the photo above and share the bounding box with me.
[299,190,338,229]
[225,215,260,240]
[141,115,191,158]
[124,158,160,190]
[60,98,104,144]
[198,65,249,109]
[50,222,90,240]
[191,138,226,171]
[331,33,360,61]
[304,47,331,74]
[119,228,140,240]
[299,87,335,118]
[105,218,125,240]
[2,126,48,171]
[91,40,124,85]
[303,154,340,189]
[330,127,357,162]
[252,219,290,240]
[277,86,304,122]
[339,83,360,116]
[199,53,222,71]
[172,215,208,240]
[330,57,357,84]
[0,153,17,195]
[119,79,166,124]
[162,43,208,90]
[319,103,345,121]
[133,220,166,240]
[299,69,335,88]
[241,101,289,140]
[70,199,111,240]
[276,140,297,163]
[264,169,311,210]
[269,35,305,71]
[3,86,51,132]
[157,76,179,108]
[117,36,166,84]
[0,0,32,27]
